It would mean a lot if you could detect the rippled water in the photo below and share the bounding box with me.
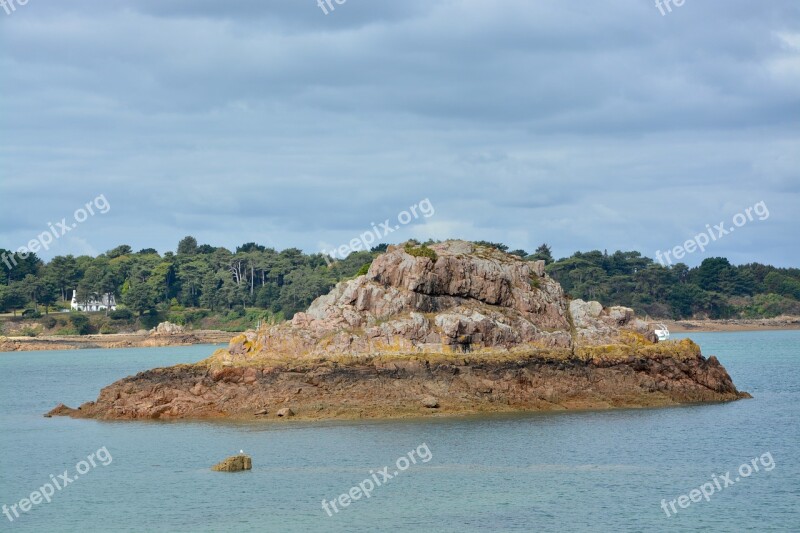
[1,332,798,532]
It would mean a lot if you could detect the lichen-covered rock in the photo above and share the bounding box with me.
[221,241,578,362]
[422,396,440,408]
[211,454,252,472]
[44,403,78,418]
[569,299,657,344]
[150,322,185,335]
[52,347,749,421]
[219,242,667,364]
[570,299,604,325]
[532,260,546,277]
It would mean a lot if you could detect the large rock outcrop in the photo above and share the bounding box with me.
[50,241,749,421]
[221,242,615,363]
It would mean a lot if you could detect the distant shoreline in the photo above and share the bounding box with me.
[4,316,799,353]
[0,330,234,352]
[663,316,800,333]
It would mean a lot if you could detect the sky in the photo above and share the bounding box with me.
[1,0,798,267]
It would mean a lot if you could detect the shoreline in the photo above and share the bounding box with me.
[108,399,743,425]
[0,330,234,352]
[662,316,800,333]
[4,315,800,352]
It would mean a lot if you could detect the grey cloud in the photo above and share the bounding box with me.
[0,0,798,266]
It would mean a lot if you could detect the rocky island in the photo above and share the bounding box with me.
[49,241,750,421]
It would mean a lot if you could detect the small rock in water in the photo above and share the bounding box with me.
[211,454,252,472]
[44,403,77,418]
[276,408,294,417]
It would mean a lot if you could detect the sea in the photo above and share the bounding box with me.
[0,330,798,532]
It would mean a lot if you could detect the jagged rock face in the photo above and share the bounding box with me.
[223,241,575,362]
[569,299,657,344]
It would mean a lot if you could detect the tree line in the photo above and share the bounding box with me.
[535,244,800,319]
[0,237,374,319]
[1,238,798,321]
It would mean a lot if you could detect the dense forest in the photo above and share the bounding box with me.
[1,237,799,331]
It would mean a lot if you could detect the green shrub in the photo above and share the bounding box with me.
[99,324,117,334]
[137,313,161,330]
[41,316,58,329]
[20,326,40,337]
[243,308,283,326]
[69,314,92,335]
[227,307,245,320]
[184,309,210,324]
[109,308,133,320]
[166,312,187,326]
[356,262,372,276]
[404,243,437,262]
[168,309,216,327]
[742,293,800,318]
[22,309,42,319]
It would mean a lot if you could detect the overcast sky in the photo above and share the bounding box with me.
[1,0,798,266]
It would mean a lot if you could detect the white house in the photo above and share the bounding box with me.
[71,290,117,312]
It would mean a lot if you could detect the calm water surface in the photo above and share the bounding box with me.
[0,332,798,532]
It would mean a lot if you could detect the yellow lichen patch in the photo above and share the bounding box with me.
[619,330,655,346]
[203,335,702,372]
[576,343,635,361]
[639,338,701,360]
[576,337,701,362]
[229,334,248,346]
